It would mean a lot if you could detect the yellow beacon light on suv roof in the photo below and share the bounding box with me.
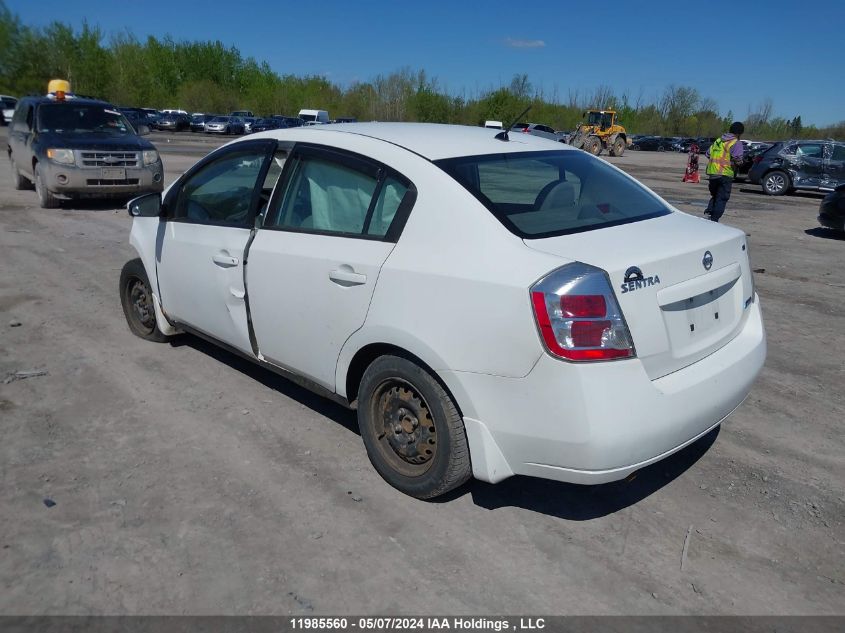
[47,79,71,101]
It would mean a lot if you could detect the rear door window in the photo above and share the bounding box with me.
[436,150,670,238]
[265,146,414,240]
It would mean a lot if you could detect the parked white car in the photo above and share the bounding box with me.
[120,123,766,499]
[1,94,17,124]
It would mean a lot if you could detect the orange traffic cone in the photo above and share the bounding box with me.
[682,145,700,183]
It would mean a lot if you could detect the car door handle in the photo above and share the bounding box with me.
[329,268,367,287]
[212,254,239,267]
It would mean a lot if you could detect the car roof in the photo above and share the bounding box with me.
[262,122,574,160]
[23,96,113,108]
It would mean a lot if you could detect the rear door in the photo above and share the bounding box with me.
[156,139,276,353]
[247,144,415,390]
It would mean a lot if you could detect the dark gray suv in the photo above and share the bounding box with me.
[747,140,845,196]
[8,96,164,208]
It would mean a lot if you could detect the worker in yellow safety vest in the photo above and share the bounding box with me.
[704,121,745,222]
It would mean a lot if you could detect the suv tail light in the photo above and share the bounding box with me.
[530,262,635,362]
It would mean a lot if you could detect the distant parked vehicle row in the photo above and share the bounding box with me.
[111,107,356,134]
[630,136,676,152]
[205,116,246,135]
[190,114,212,132]
[157,112,191,132]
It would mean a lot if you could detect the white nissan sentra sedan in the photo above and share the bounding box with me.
[120,123,766,499]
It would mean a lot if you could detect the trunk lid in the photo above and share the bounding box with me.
[524,212,755,379]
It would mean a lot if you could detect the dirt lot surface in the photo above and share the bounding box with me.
[1,129,843,615]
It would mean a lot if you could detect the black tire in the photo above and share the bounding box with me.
[119,258,170,343]
[585,137,602,156]
[34,163,59,208]
[762,170,790,196]
[357,355,472,499]
[609,137,626,157]
[657,145,665,152]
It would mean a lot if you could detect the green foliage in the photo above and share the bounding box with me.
[0,2,840,141]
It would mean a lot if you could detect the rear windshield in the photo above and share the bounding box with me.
[435,150,671,238]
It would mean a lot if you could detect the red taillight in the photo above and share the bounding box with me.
[571,320,611,346]
[522,127,529,132]
[561,294,606,317]
[530,263,635,362]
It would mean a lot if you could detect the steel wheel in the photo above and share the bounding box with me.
[357,355,471,498]
[126,277,156,335]
[371,379,437,476]
[119,258,170,342]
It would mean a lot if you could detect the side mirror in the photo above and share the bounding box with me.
[128,192,162,218]
[137,124,151,136]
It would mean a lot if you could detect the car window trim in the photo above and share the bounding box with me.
[260,142,417,243]
[162,138,278,228]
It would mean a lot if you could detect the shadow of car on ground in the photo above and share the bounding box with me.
[804,227,845,241]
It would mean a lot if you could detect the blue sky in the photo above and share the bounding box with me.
[9,0,842,125]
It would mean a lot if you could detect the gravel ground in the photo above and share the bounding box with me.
[1,129,843,615]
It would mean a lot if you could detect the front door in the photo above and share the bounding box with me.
[822,143,845,189]
[156,140,275,353]
[247,145,414,390]
[793,142,825,188]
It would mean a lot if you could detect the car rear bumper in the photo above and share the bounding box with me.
[447,298,766,485]
[41,160,164,197]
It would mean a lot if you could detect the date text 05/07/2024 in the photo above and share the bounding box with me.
[289,617,546,631]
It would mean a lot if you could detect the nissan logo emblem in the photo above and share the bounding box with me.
[702,251,713,271]
[624,266,644,283]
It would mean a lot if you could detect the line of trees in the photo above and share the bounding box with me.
[1,3,842,141]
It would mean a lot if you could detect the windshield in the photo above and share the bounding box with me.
[299,113,316,122]
[435,150,671,238]
[587,112,603,125]
[37,103,133,136]
[211,117,229,123]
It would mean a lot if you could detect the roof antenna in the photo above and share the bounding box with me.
[495,105,532,141]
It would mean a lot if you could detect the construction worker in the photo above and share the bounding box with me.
[704,121,745,222]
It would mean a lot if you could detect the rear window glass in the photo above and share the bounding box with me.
[436,150,671,238]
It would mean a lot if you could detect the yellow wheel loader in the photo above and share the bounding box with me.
[568,110,630,157]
